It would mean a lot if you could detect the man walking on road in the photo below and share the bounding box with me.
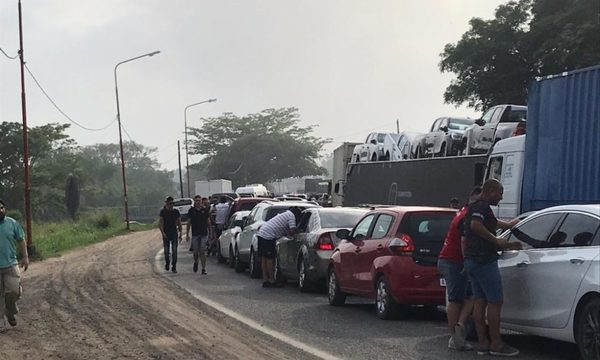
[0,199,28,333]
[437,186,481,351]
[186,196,212,274]
[463,179,521,357]
[159,196,182,273]
[256,207,301,288]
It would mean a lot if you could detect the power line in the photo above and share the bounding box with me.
[24,63,117,131]
[0,47,18,60]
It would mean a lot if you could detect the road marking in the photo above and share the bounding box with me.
[155,250,341,360]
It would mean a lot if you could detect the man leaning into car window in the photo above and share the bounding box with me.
[463,179,521,357]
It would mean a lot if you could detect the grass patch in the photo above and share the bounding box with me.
[31,211,155,260]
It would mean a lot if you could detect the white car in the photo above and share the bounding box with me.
[499,204,600,360]
[217,210,250,266]
[352,132,398,162]
[172,198,193,221]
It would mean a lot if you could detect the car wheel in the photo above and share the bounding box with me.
[249,248,261,278]
[228,246,235,268]
[234,247,245,273]
[217,241,226,264]
[381,152,390,161]
[298,259,311,293]
[328,268,346,306]
[576,297,600,360]
[370,153,377,162]
[436,143,446,158]
[375,276,398,320]
[355,154,360,163]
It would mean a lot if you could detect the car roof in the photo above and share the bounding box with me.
[235,197,270,203]
[308,207,369,214]
[265,201,319,208]
[365,205,457,215]
[532,204,600,216]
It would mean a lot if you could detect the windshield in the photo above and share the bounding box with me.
[173,199,192,207]
[507,109,527,122]
[448,119,473,131]
[319,211,365,228]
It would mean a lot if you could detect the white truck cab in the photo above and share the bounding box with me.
[484,135,526,220]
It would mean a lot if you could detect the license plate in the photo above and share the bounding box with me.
[440,278,446,287]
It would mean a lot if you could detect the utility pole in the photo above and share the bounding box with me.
[177,141,184,198]
[18,0,33,250]
[396,119,400,134]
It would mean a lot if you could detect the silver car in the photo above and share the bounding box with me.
[418,117,473,157]
[276,207,368,292]
[499,204,600,359]
[217,210,250,266]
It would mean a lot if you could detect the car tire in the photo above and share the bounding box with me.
[228,246,235,268]
[375,276,399,320]
[355,154,360,163]
[436,143,446,158]
[249,248,261,278]
[298,258,311,293]
[328,268,346,306]
[576,297,600,360]
[234,247,245,273]
[217,242,226,264]
[370,153,377,162]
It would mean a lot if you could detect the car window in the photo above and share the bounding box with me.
[246,207,258,225]
[593,230,600,246]
[319,211,365,229]
[351,214,375,241]
[503,108,527,123]
[173,199,192,207]
[431,119,441,132]
[371,214,394,239]
[490,107,504,124]
[227,215,236,229]
[376,133,386,143]
[508,213,563,249]
[551,213,600,247]
[481,107,496,123]
[448,119,472,130]
[297,212,311,232]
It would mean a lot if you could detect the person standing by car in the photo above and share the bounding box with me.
[212,197,231,256]
[438,187,482,351]
[463,179,521,357]
[159,196,182,273]
[256,207,301,288]
[186,196,212,274]
[0,200,28,333]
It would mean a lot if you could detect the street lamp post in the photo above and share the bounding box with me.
[184,98,216,197]
[114,50,160,230]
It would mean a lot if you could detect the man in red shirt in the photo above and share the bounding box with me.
[437,186,482,351]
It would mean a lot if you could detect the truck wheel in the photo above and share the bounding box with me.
[575,297,600,360]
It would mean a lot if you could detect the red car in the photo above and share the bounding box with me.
[328,206,456,319]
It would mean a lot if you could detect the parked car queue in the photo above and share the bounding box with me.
[207,197,600,360]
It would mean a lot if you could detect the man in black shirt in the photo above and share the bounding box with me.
[463,179,520,356]
[159,196,182,273]
[186,196,212,274]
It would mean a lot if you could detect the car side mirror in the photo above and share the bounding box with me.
[336,229,351,240]
[440,126,449,132]
[370,139,377,145]
[475,119,486,126]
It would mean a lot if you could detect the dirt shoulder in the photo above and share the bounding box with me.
[2,230,315,360]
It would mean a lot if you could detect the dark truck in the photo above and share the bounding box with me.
[461,104,527,155]
[342,155,488,207]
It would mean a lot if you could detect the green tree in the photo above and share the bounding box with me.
[439,0,600,110]
[187,108,329,186]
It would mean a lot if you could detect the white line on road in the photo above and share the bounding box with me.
[155,250,341,360]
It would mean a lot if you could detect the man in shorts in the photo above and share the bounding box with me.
[186,196,212,274]
[438,186,481,351]
[255,207,301,288]
[0,199,28,333]
[463,179,521,357]
[159,196,182,273]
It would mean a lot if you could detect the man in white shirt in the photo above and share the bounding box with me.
[212,196,231,255]
[256,207,302,288]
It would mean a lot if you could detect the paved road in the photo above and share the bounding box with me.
[162,245,579,360]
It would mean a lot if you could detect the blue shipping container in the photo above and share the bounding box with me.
[522,65,600,212]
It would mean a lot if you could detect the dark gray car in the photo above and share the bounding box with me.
[276,207,368,292]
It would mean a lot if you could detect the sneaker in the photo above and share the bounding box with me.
[477,346,490,356]
[490,343,519,357]
[0,318,7,333]
[453,324,467,349]
[201,269,207,275]
[193,263,198,273]
[165,263,170,271]
[262,281,271,288]
[448,336,473,351]
[171,266,177,274]
[6,314,16,327]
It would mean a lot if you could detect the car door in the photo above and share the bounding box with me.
[425,118,441,155]
[354,213,395,296]
[338,214,376,292]
[519,212,599,328]
[472,106,498,151]
[480,106,503,149]
[279,211,311,278]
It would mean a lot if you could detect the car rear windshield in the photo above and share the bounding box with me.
[505,109,527,122]
[239,201,260,211]
[400,212,455,264]
[173,199,192,207]
[265,208,290,221]
[319,211,365,229]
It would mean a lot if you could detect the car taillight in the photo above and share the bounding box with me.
[389,234,415,255]
[315,232,334,251]
[512,123,526,136]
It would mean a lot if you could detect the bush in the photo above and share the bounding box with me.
[6,209,23,222]
[82,211,120,229]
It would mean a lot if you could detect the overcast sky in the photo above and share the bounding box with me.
[0,0,506,171]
